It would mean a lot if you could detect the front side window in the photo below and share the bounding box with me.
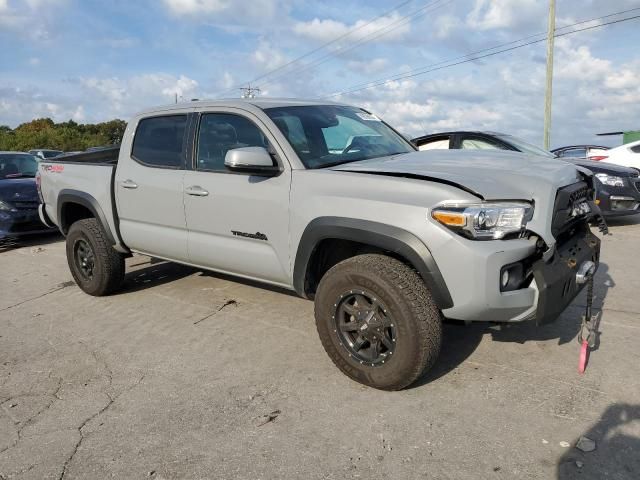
[132,115,187,168]
[196,113,270,172]
[0,154,38,179]
[265,105,414,169]
[461,138,503,150]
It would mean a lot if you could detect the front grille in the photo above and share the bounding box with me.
[551,181,593,238]
[12,201,38,210]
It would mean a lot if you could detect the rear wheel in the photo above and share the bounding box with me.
[314,254,442,390]
[66,218,125,296]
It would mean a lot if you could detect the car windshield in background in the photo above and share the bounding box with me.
[265,105,414,169]
[496,134,555,158]
[0,154,39,179]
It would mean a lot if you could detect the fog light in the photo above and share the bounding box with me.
[499,262,526,292]
[501,270,510,289]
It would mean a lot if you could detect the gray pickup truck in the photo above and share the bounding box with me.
[38,98,603,390]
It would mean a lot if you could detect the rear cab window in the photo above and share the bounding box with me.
[131,115,188,168]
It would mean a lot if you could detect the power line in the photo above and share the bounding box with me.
[217,0,416,97]
[259,0,453,90]
[325,9,640,98]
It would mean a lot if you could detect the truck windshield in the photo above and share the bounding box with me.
[265,105,415,169]
[0,154,39,179]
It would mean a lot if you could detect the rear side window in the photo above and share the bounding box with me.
[132,115,188,168]
[558,148,586,158]
[416,136,451,151]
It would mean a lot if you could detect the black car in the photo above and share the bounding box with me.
[412,131,640,217]
[0,152,54,242]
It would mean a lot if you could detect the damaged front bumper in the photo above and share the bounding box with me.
[531,227,601,324]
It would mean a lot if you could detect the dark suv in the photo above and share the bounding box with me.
[412,131,640,217]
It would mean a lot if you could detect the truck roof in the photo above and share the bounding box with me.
[133,97,349,117]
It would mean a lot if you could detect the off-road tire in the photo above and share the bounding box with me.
[315,254,442,390]
[66,218,125,296]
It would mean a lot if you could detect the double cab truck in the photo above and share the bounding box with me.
[38,98,603,390]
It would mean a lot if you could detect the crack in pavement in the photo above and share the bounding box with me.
[58,373,146,480]
[0,377,63,455]
[0,281,76,313]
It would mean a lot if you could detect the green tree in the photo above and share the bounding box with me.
[0,118,127,152]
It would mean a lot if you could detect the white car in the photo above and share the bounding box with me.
[601,140,640,170]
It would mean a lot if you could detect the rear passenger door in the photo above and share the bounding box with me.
[183,109,291,285]
[115,113,190,262]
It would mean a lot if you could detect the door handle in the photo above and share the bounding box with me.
[185,185,209,197]
[121,179,138,189]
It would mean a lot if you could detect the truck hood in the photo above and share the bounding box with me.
[0,178,39,203]
[332,149,588,247]
[331,149,582,200]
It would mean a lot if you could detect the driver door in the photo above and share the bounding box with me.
[183,109,292,286]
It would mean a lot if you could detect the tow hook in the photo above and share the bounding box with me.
[576,260,598,374]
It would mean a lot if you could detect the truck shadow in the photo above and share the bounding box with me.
[413,261,614,388]
[556,403,640,479]
[118,257,299,298]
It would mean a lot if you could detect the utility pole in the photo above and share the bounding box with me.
[240,84,261,99]
[543,0,556,150]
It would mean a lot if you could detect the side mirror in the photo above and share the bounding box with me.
[224,147,280,176]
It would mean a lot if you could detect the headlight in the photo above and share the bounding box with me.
[0,200,14,212]
[595,173,624,187]
[431,202,534,240]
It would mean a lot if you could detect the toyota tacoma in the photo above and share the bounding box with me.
[37,99,603,390]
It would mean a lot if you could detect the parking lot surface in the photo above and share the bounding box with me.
[1,218,639,480]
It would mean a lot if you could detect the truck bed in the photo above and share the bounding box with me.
[54,145,120,164]
[39,147,123,250]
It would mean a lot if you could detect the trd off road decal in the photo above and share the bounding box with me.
[231,231,268,241]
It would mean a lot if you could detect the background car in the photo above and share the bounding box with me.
[28,149,64,159]
[412,131,640,217]
[0,152,54,242]
[597,140,640,170]
[552,145,610,161]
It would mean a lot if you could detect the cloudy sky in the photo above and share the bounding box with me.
[1,0,639,147]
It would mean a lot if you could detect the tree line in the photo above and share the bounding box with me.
[0,118,127,152]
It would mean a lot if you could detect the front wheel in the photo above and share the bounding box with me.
[66,218,125,296]
[314,254,443,390]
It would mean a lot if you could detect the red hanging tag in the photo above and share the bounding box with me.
[578,340,589,374]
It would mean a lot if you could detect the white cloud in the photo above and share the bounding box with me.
[162,0,229,16]
[294,12,410,45]
[251,40,288,71]
[466,0,542,31]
